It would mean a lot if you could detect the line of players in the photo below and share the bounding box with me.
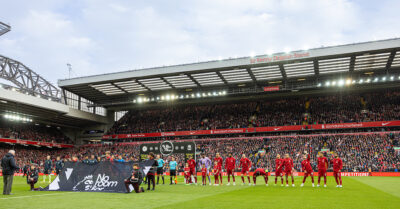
[155,151,343,188]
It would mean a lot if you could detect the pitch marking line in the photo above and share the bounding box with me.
[0,192,75,200]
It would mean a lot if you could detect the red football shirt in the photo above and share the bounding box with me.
[254,168,267,176]
[275,158,283,171]
[283,158,293,171]
[225,157,236,170]
[212,165,221,175]
[301,155,313,172]
[331,158,343,172]
[187,159,196,169]
[201,167,207,176]
[184,167,190,175]
[240,158,251,169]
[214,157,223,167]
[317,157,328,170]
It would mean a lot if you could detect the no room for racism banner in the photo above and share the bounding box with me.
[42,161,155,193]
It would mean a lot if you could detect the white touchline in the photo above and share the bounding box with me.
[0,192,76,200]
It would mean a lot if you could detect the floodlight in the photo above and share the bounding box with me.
[326,81,331,86]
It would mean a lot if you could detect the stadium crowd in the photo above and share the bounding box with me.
[108,90,400,135]
[0,122,72,144]
[1,132,399,173]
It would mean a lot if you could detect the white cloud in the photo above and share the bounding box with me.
[0,0,399,85]
[0,9,97,83]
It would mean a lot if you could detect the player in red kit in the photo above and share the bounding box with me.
[184,163,191,185]
[274,154,284,186]
[212,161,221,186]
[225,153,236,186]
[317,152,328,187]
[283,154,295,187]
[253,168,269,186]
[201,164,207,186]
[187,156,197,185]
[214,153,223,184]
[239,154,252,186]
[331,153,343,188]
[300,151,315,187]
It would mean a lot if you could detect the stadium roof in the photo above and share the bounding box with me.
[0,22,11,36]
[0,87,108,128]
[59,38,400,105]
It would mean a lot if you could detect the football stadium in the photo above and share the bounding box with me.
[1,2,400,209]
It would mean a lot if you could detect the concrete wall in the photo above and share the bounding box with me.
[0,88,69,113]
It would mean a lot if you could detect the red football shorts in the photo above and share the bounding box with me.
[189,169,196,176]
[284,170,292,176]
[318,169,327,176]
[275,169,283,177]
[304,170,313,177]
[227,169,234,175]
[241,168,249,174]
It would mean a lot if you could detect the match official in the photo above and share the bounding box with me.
[169,157,177,185]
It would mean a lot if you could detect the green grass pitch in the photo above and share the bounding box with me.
[0,176,399,209]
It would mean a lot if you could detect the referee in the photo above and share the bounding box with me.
[156,155,165,185]
[169,157,177,185]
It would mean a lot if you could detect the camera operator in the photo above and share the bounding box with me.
[124,164,145,193]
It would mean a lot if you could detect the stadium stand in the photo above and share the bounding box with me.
[107,90,400,135]
[0,121,73,144]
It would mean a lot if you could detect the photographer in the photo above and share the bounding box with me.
[124,164,145,193]
[27,164,40,191]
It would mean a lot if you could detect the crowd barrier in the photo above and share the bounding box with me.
[86,130,400,147]
[0,138,73,148]
[103,120,400,139]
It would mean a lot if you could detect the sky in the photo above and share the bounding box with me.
[0,0,399,85]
